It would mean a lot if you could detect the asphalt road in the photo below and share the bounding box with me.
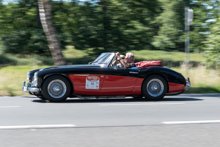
[0,94,220,147]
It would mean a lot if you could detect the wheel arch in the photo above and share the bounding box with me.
[40,74,74,95]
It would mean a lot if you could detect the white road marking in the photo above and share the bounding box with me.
[0,124,76,129]
[0,106,20,108]
[162,120,220,124]
[100,102,184,106]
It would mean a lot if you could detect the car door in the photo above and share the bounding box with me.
[99,67,139,95]
[69,74,105,95]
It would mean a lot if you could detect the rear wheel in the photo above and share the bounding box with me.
[42,75,71,102]
[142,75,167,100]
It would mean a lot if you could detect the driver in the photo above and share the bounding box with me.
[110,54,125,66]
[116,52,136,68]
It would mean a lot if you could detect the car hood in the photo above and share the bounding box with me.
[28,64,100,77]
[39,64,100,71]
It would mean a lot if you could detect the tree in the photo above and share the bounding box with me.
[204,19,220,69]
[0,0,51,55]
[151,0,188,51]
[189,0,218,53]
[38,0,66,66]
[0,0,218,58]
[62,0,158,55]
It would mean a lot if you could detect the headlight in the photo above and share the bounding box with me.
[27,72,31,81]
[31,73,38,87]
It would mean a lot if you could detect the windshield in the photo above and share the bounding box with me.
[91,53,115,67]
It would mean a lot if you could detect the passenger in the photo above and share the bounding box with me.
[116,52,136,68]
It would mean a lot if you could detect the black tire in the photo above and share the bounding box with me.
[133,95,144,100]
[42,75,71,102]
[142,75,167,100]
[37,94,46,100]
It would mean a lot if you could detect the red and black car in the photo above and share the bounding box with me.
[22,52,191,102]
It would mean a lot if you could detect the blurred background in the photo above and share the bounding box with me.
[0,0,219,96]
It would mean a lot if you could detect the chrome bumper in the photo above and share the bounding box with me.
[22,81,39,93]
[185,77,191,91]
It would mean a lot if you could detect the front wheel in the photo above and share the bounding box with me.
[142,75,167,100]
[37,94,45,100]
[42,75,71,102]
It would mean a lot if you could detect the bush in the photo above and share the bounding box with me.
[1,29,51,55]
[0,54,16,65]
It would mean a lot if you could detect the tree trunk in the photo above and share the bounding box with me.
[38,0,66,66]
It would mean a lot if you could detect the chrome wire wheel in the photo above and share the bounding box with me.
[142,74,167,101]
[47,79,67,99]
[146,79,164,97]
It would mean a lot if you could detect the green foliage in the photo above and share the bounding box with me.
[204,19,220,69]
[0,0,218,59]
[1,29,49,55]
[152,0,217,52]
[59,0,214,54]
[189,0,217,53]
[152,0,186,50]
[0,46,204,67]
[0,0,68,56]
[61,0,159,55]
[0,0,51,55]
[0,54,53,66]
[0,54,16,65]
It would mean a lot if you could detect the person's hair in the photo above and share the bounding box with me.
[126,52,135,62]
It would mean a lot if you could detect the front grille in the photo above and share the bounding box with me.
[28,76,33,82]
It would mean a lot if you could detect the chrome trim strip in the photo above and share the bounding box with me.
[129,71,139,74]
[73,74,90,76]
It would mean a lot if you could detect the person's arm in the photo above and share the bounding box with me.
[119,59,130,68]
[110,60,116,66]
[116,52,131,68]
[116,52,120,60]
[116,52,122,64]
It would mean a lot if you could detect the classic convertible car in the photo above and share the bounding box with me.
[22,52,191,102]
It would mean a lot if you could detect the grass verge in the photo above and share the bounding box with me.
[173,65,220,93]
[0,66,47,96]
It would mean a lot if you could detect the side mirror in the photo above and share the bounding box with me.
[88,62,92,65]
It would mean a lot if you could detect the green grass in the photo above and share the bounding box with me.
[0,47,219,96]
[132,50,204,62]
[0,66,47,96]
[0,54,54,66]
[63,47,204,67]
[131,50,203,67]
[173,66,220,93]
[185,87,220,93]
[0,46,204,67]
